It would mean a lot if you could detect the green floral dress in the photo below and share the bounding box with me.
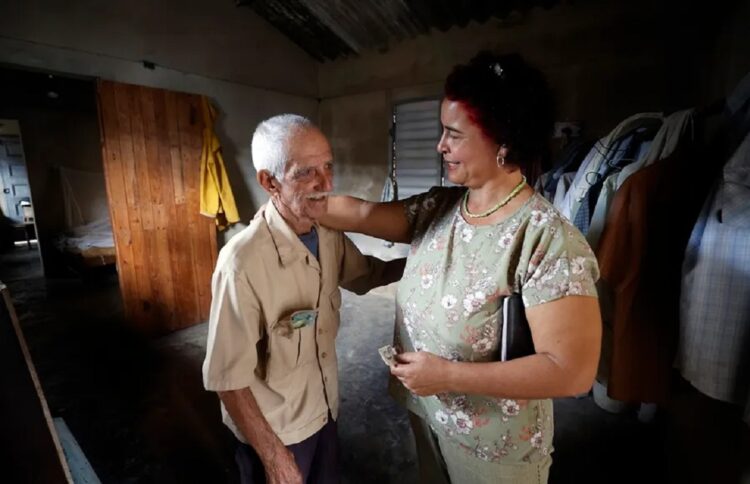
[393,187,599,464]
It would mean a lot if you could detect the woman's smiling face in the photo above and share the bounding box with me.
[437,99,499,188]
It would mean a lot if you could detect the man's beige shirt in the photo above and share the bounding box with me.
[203,202,390,445]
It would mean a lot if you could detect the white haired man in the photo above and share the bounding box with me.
[203,114,404,484]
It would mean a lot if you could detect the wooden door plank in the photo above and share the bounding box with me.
[182,95,213,321]
[189,96,213,322]
[97,81,138,323]
[142,88,177,329]
[128,85,162,327]
[113,84,152,328]
[164,90,199,327]
[176,94,203,327]
[154,90,181,327]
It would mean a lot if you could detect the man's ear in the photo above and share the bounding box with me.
[257,170,278,196]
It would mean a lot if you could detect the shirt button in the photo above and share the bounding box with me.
[321,352,327,359]
[324,376,328,382]
[318,328,323,334]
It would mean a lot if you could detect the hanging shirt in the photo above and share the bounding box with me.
[536,139,593,202]
[555,113,663,224]
[679,126,750,422]
[587,109,695,249]
[392,187,599,464]
[570,126,658,233]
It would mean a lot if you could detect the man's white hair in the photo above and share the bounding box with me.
[251,114,315,179]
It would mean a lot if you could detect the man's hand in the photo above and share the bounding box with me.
[218,389,303,484]
[262,446,303,484]
[391,351,452,396]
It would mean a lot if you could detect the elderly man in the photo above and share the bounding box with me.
[203,114,404,484]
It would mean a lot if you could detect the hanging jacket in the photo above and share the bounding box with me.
[199,96,240,230]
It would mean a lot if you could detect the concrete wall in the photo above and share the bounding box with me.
[319,84,444,204]
[2,0,746,257]
[317,0,736,204]
[319,91,390,200]
[0,0,317,98]
[0,0,320,242]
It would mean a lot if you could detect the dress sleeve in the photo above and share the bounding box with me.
[521,219,600,308]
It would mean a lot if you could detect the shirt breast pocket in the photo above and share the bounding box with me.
[267,316,302,372]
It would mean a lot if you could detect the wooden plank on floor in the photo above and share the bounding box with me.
[0,283,72,484]
[53,418,101,484]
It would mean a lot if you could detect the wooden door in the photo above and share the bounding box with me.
[97,80,217,334]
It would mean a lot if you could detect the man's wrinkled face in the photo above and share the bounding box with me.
[274,127,334,226]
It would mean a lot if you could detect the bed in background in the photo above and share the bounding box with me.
[54,167,116,271]
[55,218,116,268]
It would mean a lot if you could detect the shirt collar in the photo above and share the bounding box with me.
[262,201,321,268]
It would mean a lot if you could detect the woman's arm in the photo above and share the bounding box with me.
[322,196,412,243]
[391,295,602,399]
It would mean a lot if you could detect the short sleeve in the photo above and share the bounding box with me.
[521,220,600,308]
[202,269,263,391]
[403,186,463,240]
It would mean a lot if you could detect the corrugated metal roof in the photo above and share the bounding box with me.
[238,0,558,61]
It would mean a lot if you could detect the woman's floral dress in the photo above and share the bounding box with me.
[392,186,599,464]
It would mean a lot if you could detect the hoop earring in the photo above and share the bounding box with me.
[496,151,505,167]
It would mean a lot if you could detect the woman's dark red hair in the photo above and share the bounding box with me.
[444,52,554,170]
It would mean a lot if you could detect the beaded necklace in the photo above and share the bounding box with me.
[462,176,527,219]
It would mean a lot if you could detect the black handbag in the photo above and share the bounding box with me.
[499,293,535,361]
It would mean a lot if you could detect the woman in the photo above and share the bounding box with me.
[324,52,601,484]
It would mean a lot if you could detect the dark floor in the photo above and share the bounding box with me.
[3,246,749,484]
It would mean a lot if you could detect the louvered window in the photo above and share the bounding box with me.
[390,99,446,200]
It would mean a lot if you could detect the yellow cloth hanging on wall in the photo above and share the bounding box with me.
[200,96,240,230]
